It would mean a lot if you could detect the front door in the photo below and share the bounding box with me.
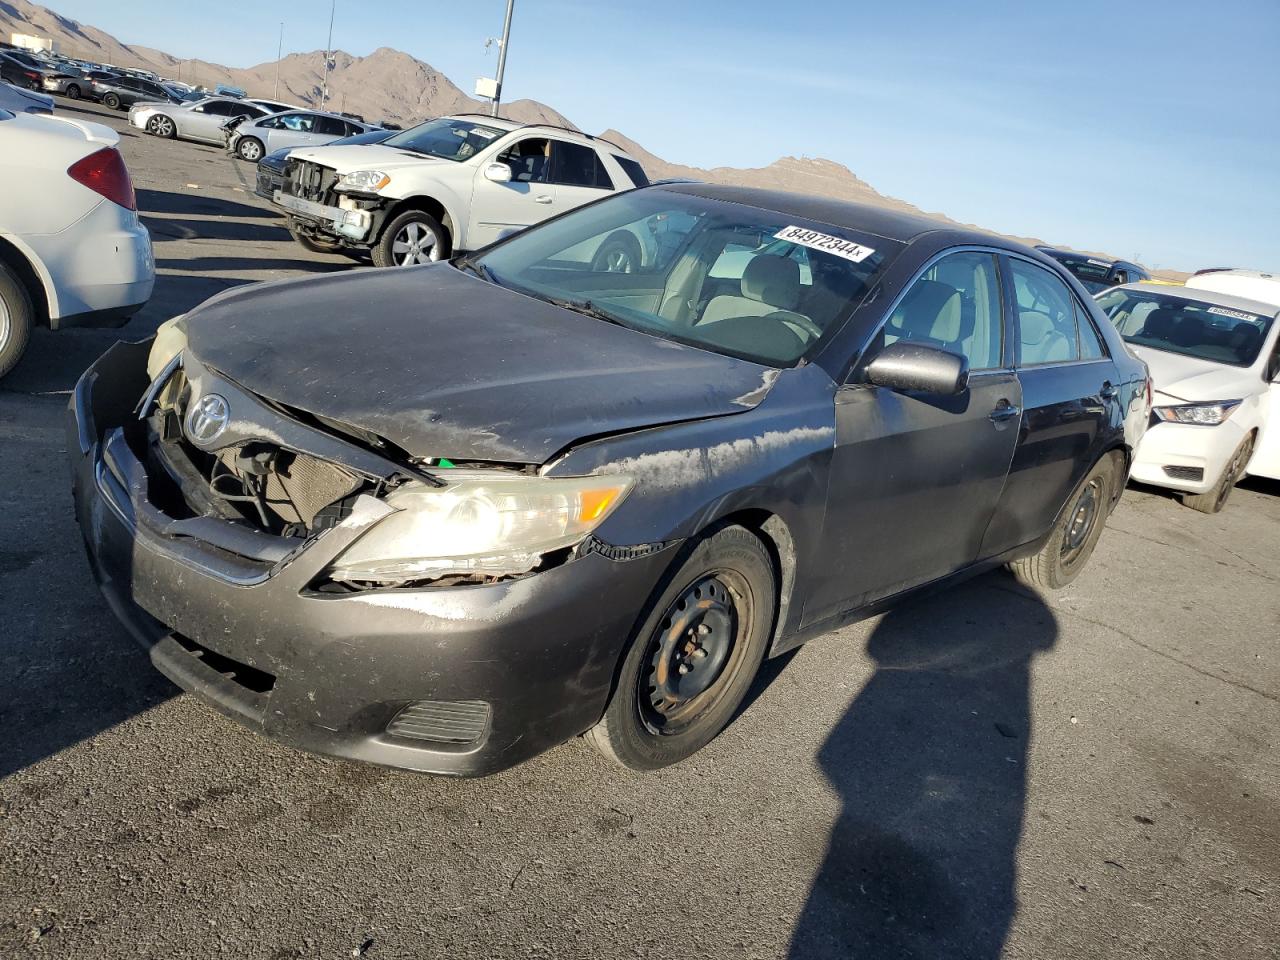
[805,250,1021,625]
[468,136,558,248]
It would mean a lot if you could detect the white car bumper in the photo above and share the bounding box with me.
[25,199,155,327]
[1130,418,1247,493]
[128,105,157,130]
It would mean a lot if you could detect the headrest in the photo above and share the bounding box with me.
[1020,311,1056,344]
[890,279,962,343]
[741,255,800,310]
[1140,308,1178,339]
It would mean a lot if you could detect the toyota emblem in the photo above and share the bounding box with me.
[185,393,230,445]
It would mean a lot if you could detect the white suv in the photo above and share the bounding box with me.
[0,109,154,377]
[270,115,650,267]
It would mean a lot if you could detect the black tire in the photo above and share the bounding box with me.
[102,92,121,110]
[236,136,264,162]
[147,114,176,139]
[288,221,342,254]
[1008,454,1118,591]
[591,231,643,273]
[372,209,450,268]
[1181,433,1254,514]
[586,525,776,770]
[65,83,81,100]
[0,262,35,381]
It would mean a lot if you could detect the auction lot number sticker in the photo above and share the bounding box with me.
[774,225,876,263]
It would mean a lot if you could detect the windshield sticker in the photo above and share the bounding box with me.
[1207,306,1258,322]
[469,128,498,139]
[774,226,875,264]
[1087,258,1110,267]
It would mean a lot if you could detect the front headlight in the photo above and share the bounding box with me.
[146,314,187,380]
[1153,400,1242,425]
[328,472,633,585]
[335,170,391,193]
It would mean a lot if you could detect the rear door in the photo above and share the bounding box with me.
[980,255,1119,556]
[547,140,616,215]
[312,115,351,146]
[805,249,1022,624]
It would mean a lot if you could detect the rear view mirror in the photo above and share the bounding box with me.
[864,342,969,395]
[484,162,513,183]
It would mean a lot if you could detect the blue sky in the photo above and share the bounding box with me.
[52,0,1280,270]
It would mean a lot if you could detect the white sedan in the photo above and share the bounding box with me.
[1097,282,1280,512]
[0,108,154,377]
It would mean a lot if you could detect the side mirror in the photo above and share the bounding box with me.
[484,162,513,183]
[864,341,969,395]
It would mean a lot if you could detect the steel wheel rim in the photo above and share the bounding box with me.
[391,220,440,265]
[639,570,753,736]
[1061,477,1102,566]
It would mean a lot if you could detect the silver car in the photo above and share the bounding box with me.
[129,96,271,144]
[228,110,380,162]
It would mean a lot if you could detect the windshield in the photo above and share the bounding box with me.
[469,189,902,366]
[383,117,505,162]
[1097,288,1274,367]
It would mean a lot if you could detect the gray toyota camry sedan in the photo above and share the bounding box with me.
[69,183,1149,776]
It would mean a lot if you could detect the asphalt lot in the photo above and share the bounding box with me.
[2,99,1278,959]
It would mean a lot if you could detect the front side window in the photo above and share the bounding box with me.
[1011,259,1081,365]
[1096,288,1274,367]
[497,138,552,183]
[470,190,901,366]
[383,117,505,162]
[278,113,317,133]
[883,252,1004,371]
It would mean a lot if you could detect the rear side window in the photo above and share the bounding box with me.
[612,155,650,187]
[551,141,614,190]
[1011,259,1080,365]
[1076,302,1107,359]
[314,116,348,136]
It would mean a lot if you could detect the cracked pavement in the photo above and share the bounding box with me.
[1,100,1278,959]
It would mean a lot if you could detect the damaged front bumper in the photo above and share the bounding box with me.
[68,341,679,776]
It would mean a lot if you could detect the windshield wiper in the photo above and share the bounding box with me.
[456,257,498,284]
[539,295,630,329]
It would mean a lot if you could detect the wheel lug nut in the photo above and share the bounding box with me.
[697,624,711,635]
[677,663,691,675]
[692,648,707,659]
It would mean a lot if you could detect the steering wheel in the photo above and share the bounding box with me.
[768,310,824,341]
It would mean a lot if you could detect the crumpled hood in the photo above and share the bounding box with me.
[1128,344,1258,404]
[181,264,777,464]
[285,142,446,175]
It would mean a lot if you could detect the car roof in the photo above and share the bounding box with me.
[653,182,1006,247]
[1113,281,1280,317]
[441,114,639,160]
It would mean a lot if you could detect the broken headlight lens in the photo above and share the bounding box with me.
[146,314,187,380]
[1153,400,1242,426]
[328,472,632,584]
[335,170,391,193]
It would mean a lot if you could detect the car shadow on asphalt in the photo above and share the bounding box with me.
[788,572,1057,959]
[137,188,280,221]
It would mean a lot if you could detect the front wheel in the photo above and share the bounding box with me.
[236,136,264,162]
[586,525,776,770]
[1008,455,1117,590]
[288,221,342,254]
[1181,433,1254,514]
[372,209,450,268]
[591,231,643,273]
[102,92,121,110]
[147,115,176,138]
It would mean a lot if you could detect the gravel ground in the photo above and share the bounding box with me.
[1,99,1277,960]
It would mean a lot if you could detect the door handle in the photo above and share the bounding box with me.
[534,195,553,204]
[989,400,1021,423]
[1100,382,1118,400]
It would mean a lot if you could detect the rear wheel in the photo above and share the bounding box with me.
[586,525,776,770]
[147,114,175,139]
[372,209,450,268]
[1008,455,1117,590]
[102,92,121,110]
[1181,433,1254,514]
[236,136,264,162]
[65,83,81,100]
[0,262,35,380]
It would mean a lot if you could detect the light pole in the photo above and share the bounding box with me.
[490,0,515,117]
[274,22,283,100]
[320,0,336,108]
